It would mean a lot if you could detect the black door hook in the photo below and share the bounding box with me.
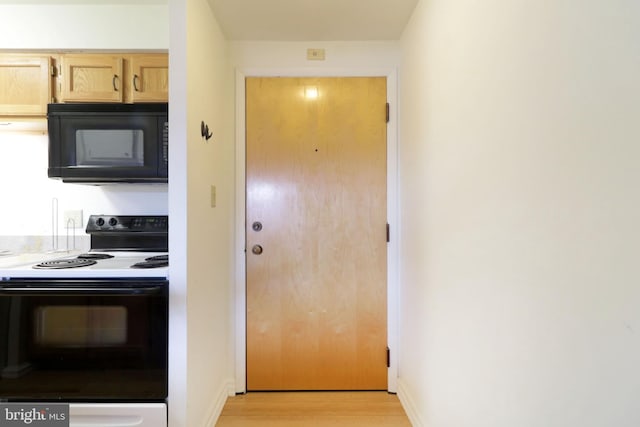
[201,121,213,141]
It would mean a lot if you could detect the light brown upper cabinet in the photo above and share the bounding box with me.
[59,54,124,102]
[0,55,53,116]
[59,53,168,103]
[127,54,168,103]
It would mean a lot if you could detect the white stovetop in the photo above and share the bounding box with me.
[0,251,169,279]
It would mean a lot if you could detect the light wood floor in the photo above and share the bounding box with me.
[215,391,412,427]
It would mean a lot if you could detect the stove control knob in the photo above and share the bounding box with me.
[109,218,118,227]
[96,218,105,227]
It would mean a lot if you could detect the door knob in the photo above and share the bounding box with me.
[251,245,263,255]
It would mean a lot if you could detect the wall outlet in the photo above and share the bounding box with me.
[63,210,83,228]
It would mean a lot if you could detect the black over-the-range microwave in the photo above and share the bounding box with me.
[47,102,168,184]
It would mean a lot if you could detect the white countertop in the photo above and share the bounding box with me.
[0,251,81,268]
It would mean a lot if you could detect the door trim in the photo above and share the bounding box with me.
[234,67,399,394]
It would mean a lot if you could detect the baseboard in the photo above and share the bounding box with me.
[397,378,424,427]
[205,378,235,426]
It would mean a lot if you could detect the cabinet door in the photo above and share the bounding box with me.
[60,55,124,102]
[128,54,168,103]
[0,55,52,116]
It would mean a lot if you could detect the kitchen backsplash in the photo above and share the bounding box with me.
[0,235,90,254]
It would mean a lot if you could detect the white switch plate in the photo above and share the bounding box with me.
[64,210,83,228]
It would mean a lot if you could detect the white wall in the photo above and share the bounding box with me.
[399,0,640,426]
[168,0,235,425]
[0,4,169,246]
[0,133,167,238]
[231,40,399,71]
[0,4,168,50]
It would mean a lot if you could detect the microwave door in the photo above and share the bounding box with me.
[76,129,145,167]
[61,118,159,182]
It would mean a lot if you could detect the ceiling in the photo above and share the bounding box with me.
[208,0,419,41]
[0,0,419,41]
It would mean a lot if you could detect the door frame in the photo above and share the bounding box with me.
[234,67,399,394]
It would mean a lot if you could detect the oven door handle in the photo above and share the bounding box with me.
[0,286,165,295]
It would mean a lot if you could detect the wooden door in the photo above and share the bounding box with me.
[60,54,123,102]
[246,77,388,390]
[127,54,168,103]
[0,55,52,116]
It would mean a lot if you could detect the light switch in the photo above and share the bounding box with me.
[210,185,216,208]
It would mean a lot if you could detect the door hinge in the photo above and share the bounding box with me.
[386,223,390,243]
[385,102,390,123]
[387,347,390,368]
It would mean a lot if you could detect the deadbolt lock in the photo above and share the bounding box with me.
[252,221,263,232]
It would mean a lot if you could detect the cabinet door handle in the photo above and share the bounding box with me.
[112,74,120,92]
[133,74,140,92]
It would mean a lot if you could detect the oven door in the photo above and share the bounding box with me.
[0,280,167,402]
